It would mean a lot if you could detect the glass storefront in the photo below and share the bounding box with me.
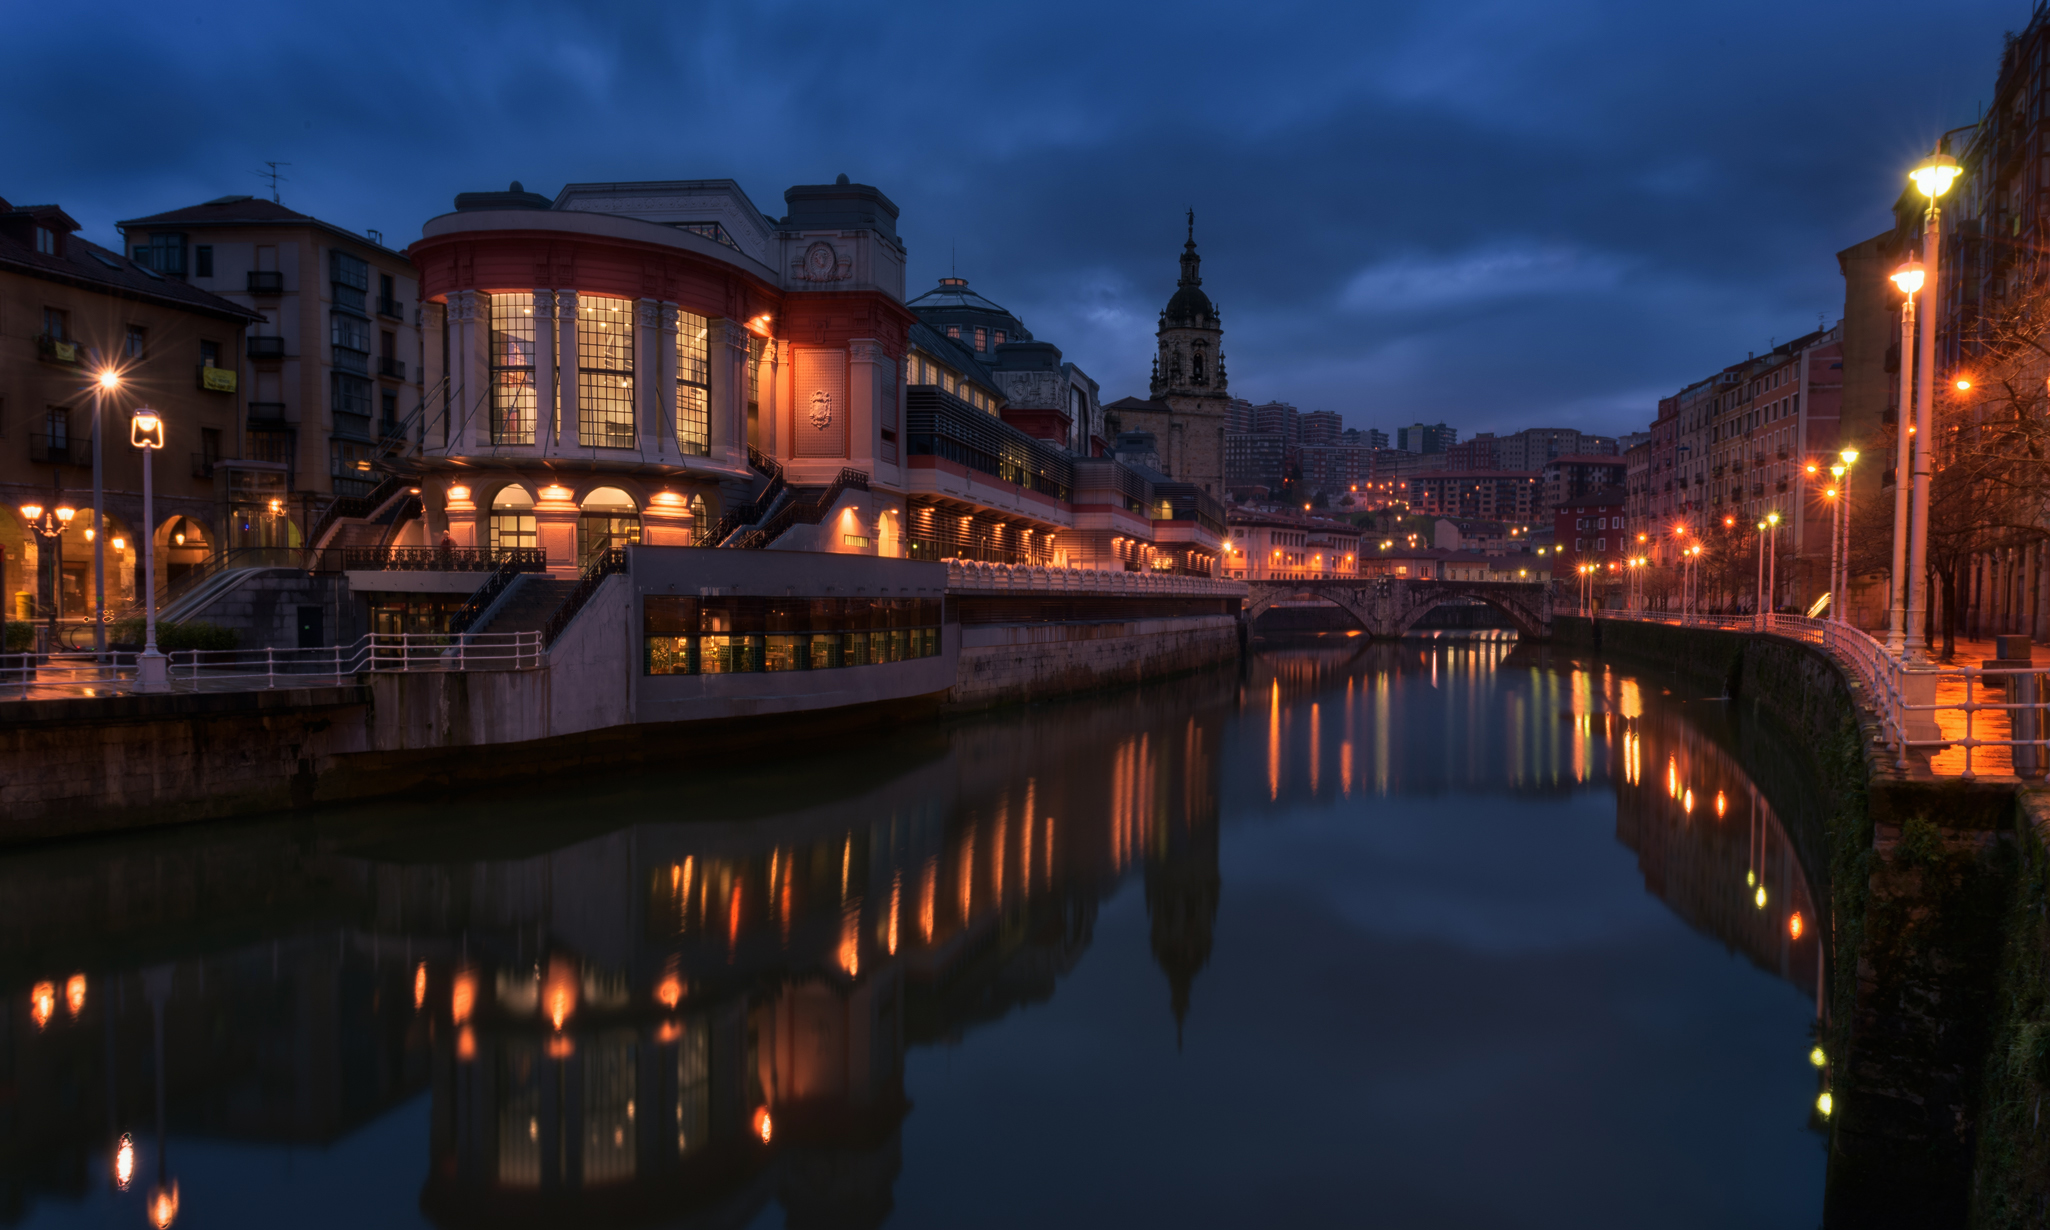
[644,596,942,676]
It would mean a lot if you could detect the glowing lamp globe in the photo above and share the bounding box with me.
[1889,261,1925,295]
[1909,153,1961,199]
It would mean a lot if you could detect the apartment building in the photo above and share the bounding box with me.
[0,195,262,621]
[117,196,423,521]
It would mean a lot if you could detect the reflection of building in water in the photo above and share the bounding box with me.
[1237,643,1616,800]
[1610,698,1823,1001]
[0,672,1229,1228]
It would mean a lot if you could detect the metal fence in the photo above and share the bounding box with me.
[1595,609,2050,779]
[0,631,544,701]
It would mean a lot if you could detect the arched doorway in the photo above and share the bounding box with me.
[488,486,537,555]
[0,506,30,625]
[579,488,640,564]
[154,515,212,602]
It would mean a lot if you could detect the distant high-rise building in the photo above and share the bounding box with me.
[1397,422,1457,454]
[1227,397,1255,433]
[1300,409,1342,448]
[1346,426,1390,450]
[1252,401,1300,448]
[1443,433,1497,471]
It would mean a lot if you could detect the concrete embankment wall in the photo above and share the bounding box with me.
[949,614,1239,710]
[0,603,1244,841]
[1555,616,2049,1230]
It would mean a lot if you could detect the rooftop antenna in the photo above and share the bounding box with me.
[255,161,290,203]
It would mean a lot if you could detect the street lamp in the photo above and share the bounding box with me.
[1887,260,1923,653]
[1906,151,1959,660]
[131,410,167,692]
[1828,465,1845,622]
[1766,510,1781,627]
[1836,448,1858,625]
[90,365,119,663]
[19,496,74,653]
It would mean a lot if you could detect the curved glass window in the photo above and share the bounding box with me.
[675,310,709,456]
[579,296,635,449]
[488,293,536,445]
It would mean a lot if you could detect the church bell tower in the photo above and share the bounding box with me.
[1109,211,1231,495]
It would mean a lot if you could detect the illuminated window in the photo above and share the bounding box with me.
[579,295,635,449]
[487,294,537,445]
[675,309,709,456]
[489,486,538,553]
[974,326,987,350]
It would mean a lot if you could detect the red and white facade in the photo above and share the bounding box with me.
[406,178,917,572]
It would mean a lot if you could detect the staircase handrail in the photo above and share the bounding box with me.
[541,548,630,647]
[704,454,788,546]
[449,550,552,636]
[305,473,409,556]
[733,468,870,550]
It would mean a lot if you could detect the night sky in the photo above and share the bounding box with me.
[5,0,2026,438]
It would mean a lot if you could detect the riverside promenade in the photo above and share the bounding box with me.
[0,551,1245,840]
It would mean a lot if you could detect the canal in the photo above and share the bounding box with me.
[4,641,1829,1228]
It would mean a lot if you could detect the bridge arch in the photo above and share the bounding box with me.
[1392,583,1550,640]
[1242,584,1377,631]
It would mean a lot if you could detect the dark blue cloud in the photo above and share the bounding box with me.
[3,0,2019,437]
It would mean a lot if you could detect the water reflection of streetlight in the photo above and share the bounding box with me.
[114,1132,135,1190]
[30,981,55,1029]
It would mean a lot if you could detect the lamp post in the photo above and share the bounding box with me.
[1827,466,1844,620]
[19,491,75,654]
[1887,261,1923,652]
[1767,510,1781,628]
[89,365,118,663]
[131,409,167,692]
[1906,151,1960,660]
[1836,448,1858,625]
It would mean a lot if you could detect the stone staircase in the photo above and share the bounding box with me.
[470,575,578,636]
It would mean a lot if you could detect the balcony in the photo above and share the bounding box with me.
[376,296,405,320]
[247,402,288,424]
[192,454,216,480]
[28,434,88,466]
[36,334,81,365]
[377,355,405,380]
[197,365,237,393]
[248,335,287,360]
[247,271,285,294]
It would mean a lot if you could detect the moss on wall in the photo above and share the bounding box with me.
[1556,615,2045,1227]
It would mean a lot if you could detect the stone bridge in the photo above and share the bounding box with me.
[1244,578,1555,640]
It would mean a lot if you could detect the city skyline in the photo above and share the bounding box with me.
[3,0,2021,439]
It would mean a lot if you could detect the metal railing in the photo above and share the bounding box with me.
[28,433,88,466]
[732,468,869,549]
[0,631,544,700]
[339,545,547,572]
[944,559,1248,599]
[1595,608,2050,780]
[702,447,785,545]
[542,549,628,647]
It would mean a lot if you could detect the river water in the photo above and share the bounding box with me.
[5,642,1828,1229]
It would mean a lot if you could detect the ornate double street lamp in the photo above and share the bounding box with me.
[1905,151,1960,660]
[18,490,74,653]
[131,409,167,692]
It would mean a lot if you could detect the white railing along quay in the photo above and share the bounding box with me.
[0,631,544,702]
[943,559,1248,599]
[1593,609,2050,780]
